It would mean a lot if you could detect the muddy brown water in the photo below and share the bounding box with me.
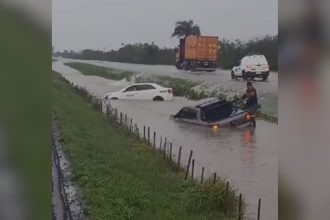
[53,61,278,220]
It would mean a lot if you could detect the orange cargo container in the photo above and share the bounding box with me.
[175,35,219,72]
[184,36,219,61]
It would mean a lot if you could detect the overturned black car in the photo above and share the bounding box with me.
[171,98,255,128]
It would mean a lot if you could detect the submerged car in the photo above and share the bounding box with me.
[103,83,173,101]
[171,98,253,127]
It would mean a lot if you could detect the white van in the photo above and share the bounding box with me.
[231,55,270,81]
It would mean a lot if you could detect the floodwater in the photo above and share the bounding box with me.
[53,60,278,220]
[58,58,278,117]
[109,99,278,220]
[59,58,278,96]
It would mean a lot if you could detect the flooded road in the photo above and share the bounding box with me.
[58,58,278,117]
[59,58,278,95]
[53,61,278,220]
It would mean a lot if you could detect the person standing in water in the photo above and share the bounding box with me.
[242,81,258,127]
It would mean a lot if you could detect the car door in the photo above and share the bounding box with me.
[135,84,157,100]
[234,60,242,75]
[177,107,198,123]
[121,85,138,100]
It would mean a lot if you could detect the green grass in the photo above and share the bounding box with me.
[65,62,134,81]
[52,72,239,220]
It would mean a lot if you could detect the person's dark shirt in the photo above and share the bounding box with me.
[246,87,258,106]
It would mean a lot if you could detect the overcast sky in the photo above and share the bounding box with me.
[52,0,278,51]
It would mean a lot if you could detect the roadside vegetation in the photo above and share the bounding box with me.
[52,72,240,219]
[65,62,134,81]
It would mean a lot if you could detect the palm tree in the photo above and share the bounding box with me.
[171,20,201,38]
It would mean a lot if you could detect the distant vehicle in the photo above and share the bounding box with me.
[231,55,270,81]
[103,83,173,101]
[175,36,219,72]
[171,98,254,128]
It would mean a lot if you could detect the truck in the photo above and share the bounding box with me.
[175,36,219,72]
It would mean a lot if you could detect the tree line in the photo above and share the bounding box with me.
[54,43,175,65]
[54,20,277,70]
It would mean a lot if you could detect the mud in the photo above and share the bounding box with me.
[52,118,87,220]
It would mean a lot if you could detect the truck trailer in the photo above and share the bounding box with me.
[175,36,219,72]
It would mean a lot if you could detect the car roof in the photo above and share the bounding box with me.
[242,55,268,63]
[127,83,163,88]
[242,55,267,60]
[193,97,223,108]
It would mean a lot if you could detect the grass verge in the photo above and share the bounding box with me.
[65,62,134,81]
[52,72,240,220]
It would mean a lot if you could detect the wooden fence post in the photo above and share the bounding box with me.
[191,159,195,179]
[177,146,182,168]
[153,131,156,150]
[200,167,204,184]
[184,150,193,180]
[257,198,261,220]
[163,144,166,159]
[143,126,146,140]
[169,143,172,160]
[129,118,132,133]
[238,193,242,220]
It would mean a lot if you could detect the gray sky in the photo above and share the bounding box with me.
[52,0,278,51]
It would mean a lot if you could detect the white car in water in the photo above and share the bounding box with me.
[103,83,174,101]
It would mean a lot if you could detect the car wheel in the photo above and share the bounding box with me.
[263,76,268,81]
[231,71,236,80]
[110,97,119,100]
[242,71,246,81]
[230,120,237,126]
[153,96,164,101]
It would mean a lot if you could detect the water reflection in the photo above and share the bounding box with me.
[242,128,256,164]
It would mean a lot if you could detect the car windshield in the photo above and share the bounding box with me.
[175,107,197,119]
